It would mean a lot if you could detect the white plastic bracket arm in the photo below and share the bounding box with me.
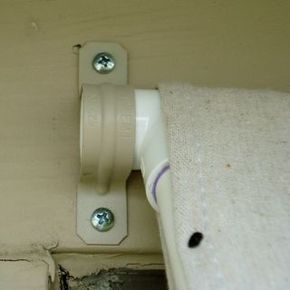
[77,42,134,245]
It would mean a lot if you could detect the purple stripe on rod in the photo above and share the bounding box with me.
[152,164,170,205]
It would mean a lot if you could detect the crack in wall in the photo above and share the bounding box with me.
[0,258,31,262]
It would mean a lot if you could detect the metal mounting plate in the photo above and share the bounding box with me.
[77,42,131,245]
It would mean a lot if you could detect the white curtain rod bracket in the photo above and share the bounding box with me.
[77,42,170,246]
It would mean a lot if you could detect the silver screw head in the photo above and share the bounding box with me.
[91,207,115,232]
[92,52,115,74]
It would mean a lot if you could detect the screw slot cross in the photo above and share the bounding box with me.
[98,55,111,68]
[96,211,110,225]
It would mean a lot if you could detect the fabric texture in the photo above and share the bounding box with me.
[159,83,290,290]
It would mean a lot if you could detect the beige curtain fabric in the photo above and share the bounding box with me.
[159,84,290,290]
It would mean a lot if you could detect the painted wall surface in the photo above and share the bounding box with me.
[0,0,289,254]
